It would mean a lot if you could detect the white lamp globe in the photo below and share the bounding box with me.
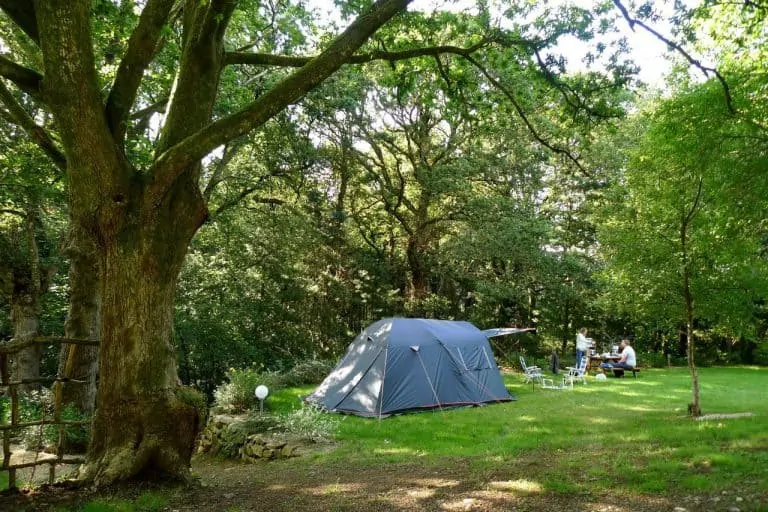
[255,385,269,400]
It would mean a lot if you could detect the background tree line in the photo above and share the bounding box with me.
[0,0,766,483]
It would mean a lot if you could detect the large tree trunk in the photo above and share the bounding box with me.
[406,237,430,301]
[25,0,410,487]
[57,223,100,414]
[81,184,206,485]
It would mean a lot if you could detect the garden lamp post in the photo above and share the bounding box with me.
[255,385,269,414]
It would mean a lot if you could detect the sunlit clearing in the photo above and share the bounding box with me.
[587,417,614,425]
[489,479,543,493]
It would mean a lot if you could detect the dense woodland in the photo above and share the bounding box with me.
[0,0,767,485]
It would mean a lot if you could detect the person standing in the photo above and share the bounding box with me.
[575,327,589,366]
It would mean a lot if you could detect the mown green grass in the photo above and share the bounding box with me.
[5,367,767,509]
[49,490,170,512]
[271,366,768,498]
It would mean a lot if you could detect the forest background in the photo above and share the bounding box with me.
[1,0,767,405]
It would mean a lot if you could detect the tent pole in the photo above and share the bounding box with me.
[416,351,443,413]
[377,347,389,420]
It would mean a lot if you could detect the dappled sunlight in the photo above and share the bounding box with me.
[373,447,416,455]
[402,487,437,499]
[625,432,652,443]
[586,416,615,425]
[626,405,661,412]
[728,438,766,450]
[583,501,633,511]
[309,482,366,495]
[409,478,459,488]
[488,479,543,494]
[615,391,645,398]
[440,497,493,510]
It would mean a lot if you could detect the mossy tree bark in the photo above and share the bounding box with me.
[3,0,412,484]
[57,223,100,415]
[5,206,47,393]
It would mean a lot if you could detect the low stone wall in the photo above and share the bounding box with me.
[197,414,303,462]
[238,434,301,461]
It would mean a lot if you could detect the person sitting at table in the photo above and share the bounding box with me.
[601,339,636,370]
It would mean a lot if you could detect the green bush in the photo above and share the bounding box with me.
[753,343,768,365]
[213,359,334,413]
[276,405,338,442]
[213,368,282,413]
[279,359,334,387]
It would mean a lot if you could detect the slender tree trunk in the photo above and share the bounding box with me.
[11,206,44,392]
[10,291,41,392]
[681,178,702,417]
[683,263,701,417]
[56,223,100,414]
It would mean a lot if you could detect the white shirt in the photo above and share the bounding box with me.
[576,333,590,351]
[621,346,637,367]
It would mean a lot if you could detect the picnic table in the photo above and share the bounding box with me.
[588,354,620,373]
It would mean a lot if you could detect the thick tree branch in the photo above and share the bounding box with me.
[463,54,586,173]
[0,1,39,44]
[148,0,412,206]
[155,0,238,155]
[105,0,176,142]
[0,79,66,170]
[612,0,735,114]
[0,55,43,99]
[35,0,130,226]
[224,42,488,67]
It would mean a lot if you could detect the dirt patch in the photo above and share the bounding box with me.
[4,453,764,512]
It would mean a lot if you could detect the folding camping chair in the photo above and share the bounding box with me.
[519,356,543,385]
[564,355,588,386]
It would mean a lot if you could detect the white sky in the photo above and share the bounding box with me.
[407,0,680,88]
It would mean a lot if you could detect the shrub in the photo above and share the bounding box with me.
[213,368,282,413]
[279,359,334,387]
[276,405,338,442]
[753,343,768,366]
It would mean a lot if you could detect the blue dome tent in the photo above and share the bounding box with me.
[306,318,526,418]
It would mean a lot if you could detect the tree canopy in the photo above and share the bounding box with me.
[1,0,767,485]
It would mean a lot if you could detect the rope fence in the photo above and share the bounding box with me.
[0,336,98,490]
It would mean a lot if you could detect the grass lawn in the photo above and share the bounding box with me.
[3,366,767,511]
[322,366,768,494]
